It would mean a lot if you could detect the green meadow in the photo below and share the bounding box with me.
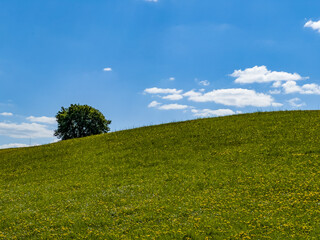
[2,110,320,239]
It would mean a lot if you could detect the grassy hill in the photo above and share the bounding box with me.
[1,110,320,239]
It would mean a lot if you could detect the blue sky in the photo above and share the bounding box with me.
[1,0,320,148]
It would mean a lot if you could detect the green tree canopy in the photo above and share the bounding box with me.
[54,104,111,140]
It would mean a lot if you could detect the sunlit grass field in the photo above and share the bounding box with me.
[1,110,320,239]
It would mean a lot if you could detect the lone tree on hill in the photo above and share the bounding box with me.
[54,104,111,140]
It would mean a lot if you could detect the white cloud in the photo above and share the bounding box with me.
[269,89,281,94]
[282,81,320,94]
[230,66,308,84]
[287,98,306,108]
[281,81,302,94]
[192,108,235,117]
[148,101,189,110]
[302,83,320,94]
[272,81,282,88]
[0,112,13,116]
[103,67,112,71]
[162,94,183,100]
[27,116,56,125]
[271,102,283,107]
[199,80,210,86]
[169,77,175,81]
[305,20,320,33]
[158,104,189,110]
[145,0,158,2]
[148,101,161,108]
[183,90,202,98]
[0,143,33,149]
[185,88,278,107]
[0,122,54,139]
[144,87,183,95]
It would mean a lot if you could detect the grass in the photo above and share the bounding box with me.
[1,110,320,239]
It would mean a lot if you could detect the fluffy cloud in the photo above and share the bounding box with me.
[269,89,281,95]
[272,81,282,88]
[169,77,175,81]
[0,112,13,116]
[103,67,112,71]
[0,143,31,149]
[199,80,210,86]
[144,87,183,95]
[148,101,188,110]
[305,20,320,33]
[281,81,302,94]
[191,108,235,117]
[148,101,161,108]
[302,84,320,94]
[271,102,284,107]
[162,94,183,100]
[230,66,307,84]
[185,88,281,107]
[183,90,202,98]
[282,81,320,94]
[158,104,189,110]
[287,98,305,108]
[27,116,56,124]
[0,122,54,139]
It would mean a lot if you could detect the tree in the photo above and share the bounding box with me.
[54,104,111,140]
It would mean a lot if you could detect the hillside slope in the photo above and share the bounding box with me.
[1,111,320,239]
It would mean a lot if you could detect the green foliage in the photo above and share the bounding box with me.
[54,104,111,140]
[1,111,320,239]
